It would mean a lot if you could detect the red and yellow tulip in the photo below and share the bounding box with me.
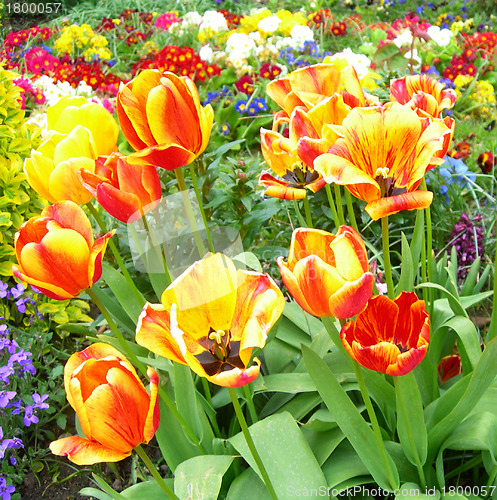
[116,70,213,170]
[340,291,430,376]
[277,227,373,319]
[390,75,457,118]
[314,102,453,220]
[12,201,113,300]
[78,152,162,223]
[50,343,159,465]
[136,253,285,387]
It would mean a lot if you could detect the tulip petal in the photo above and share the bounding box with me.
[12,266,74,300]
[49,157,95,204]
[126,143,197,170]
[160,254,238,339]
[208,360,261,388]
[53,126,97,165]
[328,272,374,319]
[365,190,433,220]
[47,97,87,130]
[143,367,160,443]
[50,436,130,465]
[19,229,91,296]
[259,173,307,200]
[24,155,57,203]
[289,64,341,108]
[135,302,188,364]
[287,227,336,269]
[96,183,143,223]
[88,230,114,287]
[387,344,428,376]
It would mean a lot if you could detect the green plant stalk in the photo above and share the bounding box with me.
[189,161,214,252]
[344,189,358,232]
[85,287,206,453]
[86,203,143,305]
[334,184,345,226]
[421,180,434,310]
[135,444,180,500]
[140,212,171,285]
[394,376,427,489]
[324,184,340,229]
[228,387,278,500]
[420,217,429,305]
[486,464,497,490]
[201,378,222,437]
[487,240,497,341]
[353,361,398,491]
[302,196,313,228]
[293,200,307,227]
[381,216,395,298]
[322,316,352,367]
[243,383,259,424]
[175,168,207,257]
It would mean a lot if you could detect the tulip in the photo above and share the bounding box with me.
[437,354,462,383]
[340,292,430,376]
[50,343,159,465]
[136,253,285,387]
[47,96,119,156]
[78,152,162,223]
[277,227,374,319]
[24,127,98,204]
[314,102,454,220]
[12,201,114,300]
[390,75,456,118]
[116,69,213,170]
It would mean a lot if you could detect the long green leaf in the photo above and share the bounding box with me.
[397,233,414,293]
[426,337,497,462]
[229,412,328,498]
[302,345,399,491]
[226,468,272,500]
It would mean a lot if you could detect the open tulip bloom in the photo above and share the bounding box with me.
[12,201,114,300]
[340,291,430,376]
[50,343,160,465]
[136,253,285,387]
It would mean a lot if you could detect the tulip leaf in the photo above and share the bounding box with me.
[174,364,206,446]
[121,479,176,499]
[410,209,424,279]
[395,373,428,467]
[302,345,400,491]
[254,373,316,393]
[396,232,414,293]
[80,488,113,500]
[229,412,328,497]
[435,411,497,488]
[89,287,135,334]
[416,283,467,318]
[226,468,272,500]
[90,474,126,499]
[322,440,370,487]
[301,425,345,466]
[174,455,234,500]
[425,337,497,463]
[102,263,145,323]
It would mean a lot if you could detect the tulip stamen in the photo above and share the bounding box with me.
[374,167,408,198]
[283,163,320,188]
[396,343,409,353]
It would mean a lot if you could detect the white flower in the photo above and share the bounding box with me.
[392,29,413,48]
[427,25,453,47]
[290,25,314,48]
[258,16,281,34]
[199,10,228,33]
[226,32,256,58]
[248,31,262,43]
[182,12,202,26]
[404,49,421,66]
[199,45,214,63]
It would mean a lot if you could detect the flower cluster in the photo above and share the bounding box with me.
[2,26,52,52]
[53,23,113,61]
[454,75,497,121]
[13,77,46,110]
[448,212,485,279]
[154,11,180,30]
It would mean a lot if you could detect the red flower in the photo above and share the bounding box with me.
[340,292,430,376]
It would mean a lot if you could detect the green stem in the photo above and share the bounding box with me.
[381,216,395,299]
[353,361,398,491]
[487,239,497,341]
[135,445,179,500]
[189,162,214,252]
[201,378,222,437]
[394,377,427,490]
[421,179,434,311]
[334,184,345,226]
[86,203,143,305]
[324,184,340,229]
[140,213,171,285]
[228,388,278,500]
[344,189,358,232]
[322,317,352,367]
[293,200,307,228]
[86,287,206,453]
[243,384,259,424]
[302,196,313,228]
[175,168,207,257]
[420,214,429,305]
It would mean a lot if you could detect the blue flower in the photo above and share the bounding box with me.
[23,405,39,427]
[0,476,15,500]
[235,99,248,114]
[10,283,25,299]
[0,391,16,409]
[220,123,230,135]
[32,393,49,410]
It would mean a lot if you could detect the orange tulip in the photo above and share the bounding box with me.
[277,227,374,319]
[390,75,457,118]
[116,69,213,170]
[136,253,285,387]
[50,343,159,465]
[12,201,114,300]
[340,292,430,376]
[314,102,453,220]
[78,152,162,223]
[437,354,462,383]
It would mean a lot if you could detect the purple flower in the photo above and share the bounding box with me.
[0,477,15,500]
[0,283,8,299]
[15,298,29,314]
[32,393,49,410]
[23,405,39,427]
[0,391,16,408]
[10,398,22,415]
[9,283,25,299]
[0,366,14,384]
